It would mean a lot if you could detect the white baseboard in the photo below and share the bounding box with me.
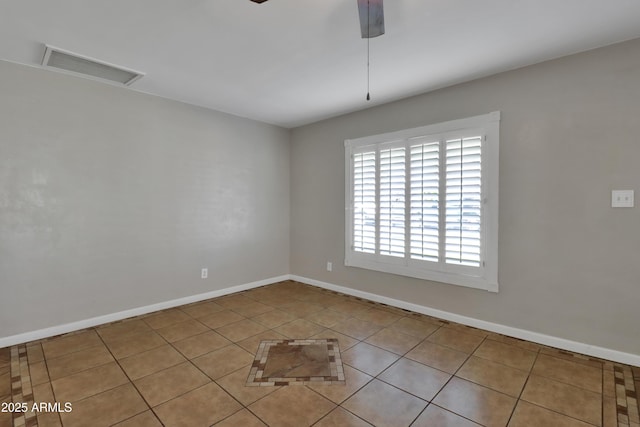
[290,275,640,367]
[0,275,289,348]
[4,272,639,367]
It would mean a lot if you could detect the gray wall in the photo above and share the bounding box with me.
[290,38,640,355]
[0,61,290,338]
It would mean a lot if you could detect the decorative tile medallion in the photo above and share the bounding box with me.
[246,339,345,386]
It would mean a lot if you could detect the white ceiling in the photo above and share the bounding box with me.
[1,0,640,128]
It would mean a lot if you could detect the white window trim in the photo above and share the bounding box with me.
[344,112,500,292]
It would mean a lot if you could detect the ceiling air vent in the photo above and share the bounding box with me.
[41,45,144,86]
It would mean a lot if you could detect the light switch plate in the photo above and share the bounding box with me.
[611,190,634,208]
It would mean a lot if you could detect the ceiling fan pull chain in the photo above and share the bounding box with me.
[366,0,371,101]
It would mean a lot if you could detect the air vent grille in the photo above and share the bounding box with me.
[42,45,144,86]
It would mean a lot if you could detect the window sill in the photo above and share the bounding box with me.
[344,255,498,292]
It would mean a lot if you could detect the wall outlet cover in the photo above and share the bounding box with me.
[611,190,634,208]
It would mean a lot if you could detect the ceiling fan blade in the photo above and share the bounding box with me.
[357,0,385,38]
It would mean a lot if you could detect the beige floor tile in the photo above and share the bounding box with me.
[387,317,441,339]
[134,362,210,407]
[456,356,529,397]
[42,330,103,359]
[199,310,245,329]
[328,301,372,316]
[314,407,373,427]
[307,364,373,404]
[353,308,402,327]
[331,318,382,340]
[411,404,482,427]
[6,283,631,427]
[278,301,325,318]
[341,342,400,376]
[311,330,360,351]
[215,294,256,309]
[143,310,191,330]
[103,330,167,359]
[216,319,268,342]
[215,409,267,427]
[520,375,602,426]
[0,411,10,427]
[32,381,55,403]
[29,360,50,386]
[603,370,615,397]
[256,296,296,308]
[215,366,279,405]
[304,309,351,328]
[172,330,231,359]
[231,301,275,317]
[113,410,163,427]
[119,345,186,380]
[342,379,426,427]
[378,358,451,401]
[180,301,225,319]
[26,344,45,363]
[354,308,404,327]
[274,319,326,338]
[427,328,485,354]
[296,293,346,307]
[0,370,8,399]
[443,323,489,338]
[473,339,538,372]
[251,310,297,328]
[154,382,242,426]
[155,319,209,343]
[0,348,8,368]
[236,330,288,354]
[59,384,147,427]
[539,348,603,369]
[193,344,254,380]
[249,385,336,427]
[433,377,517,427]
[406,341,469,374]
[531,354,602,393]
[603,396,617,427]
[37,412,63,427]
[486,333,542,352]
[365,328,422,355]
[508,400,594,427]
[47,345,114,380]
[97,319,152,342]
[51,361,128,402]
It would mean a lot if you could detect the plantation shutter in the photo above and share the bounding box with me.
[379,147,406,257]
[445,136,482,267]
[353,151,376,253]
[409,142,440,262]
[345,111,498,291]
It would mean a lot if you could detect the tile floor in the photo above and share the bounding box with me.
[1,280,639,427]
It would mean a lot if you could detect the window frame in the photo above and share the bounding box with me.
[344,112,500,292]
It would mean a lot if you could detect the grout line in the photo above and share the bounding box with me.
[504,345,541,426]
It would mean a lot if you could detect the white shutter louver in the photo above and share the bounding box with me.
[379,147,406,257]
[445,136,482,267]
[410,142,439,262]
[353,151,376,253]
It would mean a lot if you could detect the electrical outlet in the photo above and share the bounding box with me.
[201,268,208,279]
[612,190,634,208]
[326,262,332,272]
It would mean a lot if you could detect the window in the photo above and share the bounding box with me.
[345,112,500,292]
